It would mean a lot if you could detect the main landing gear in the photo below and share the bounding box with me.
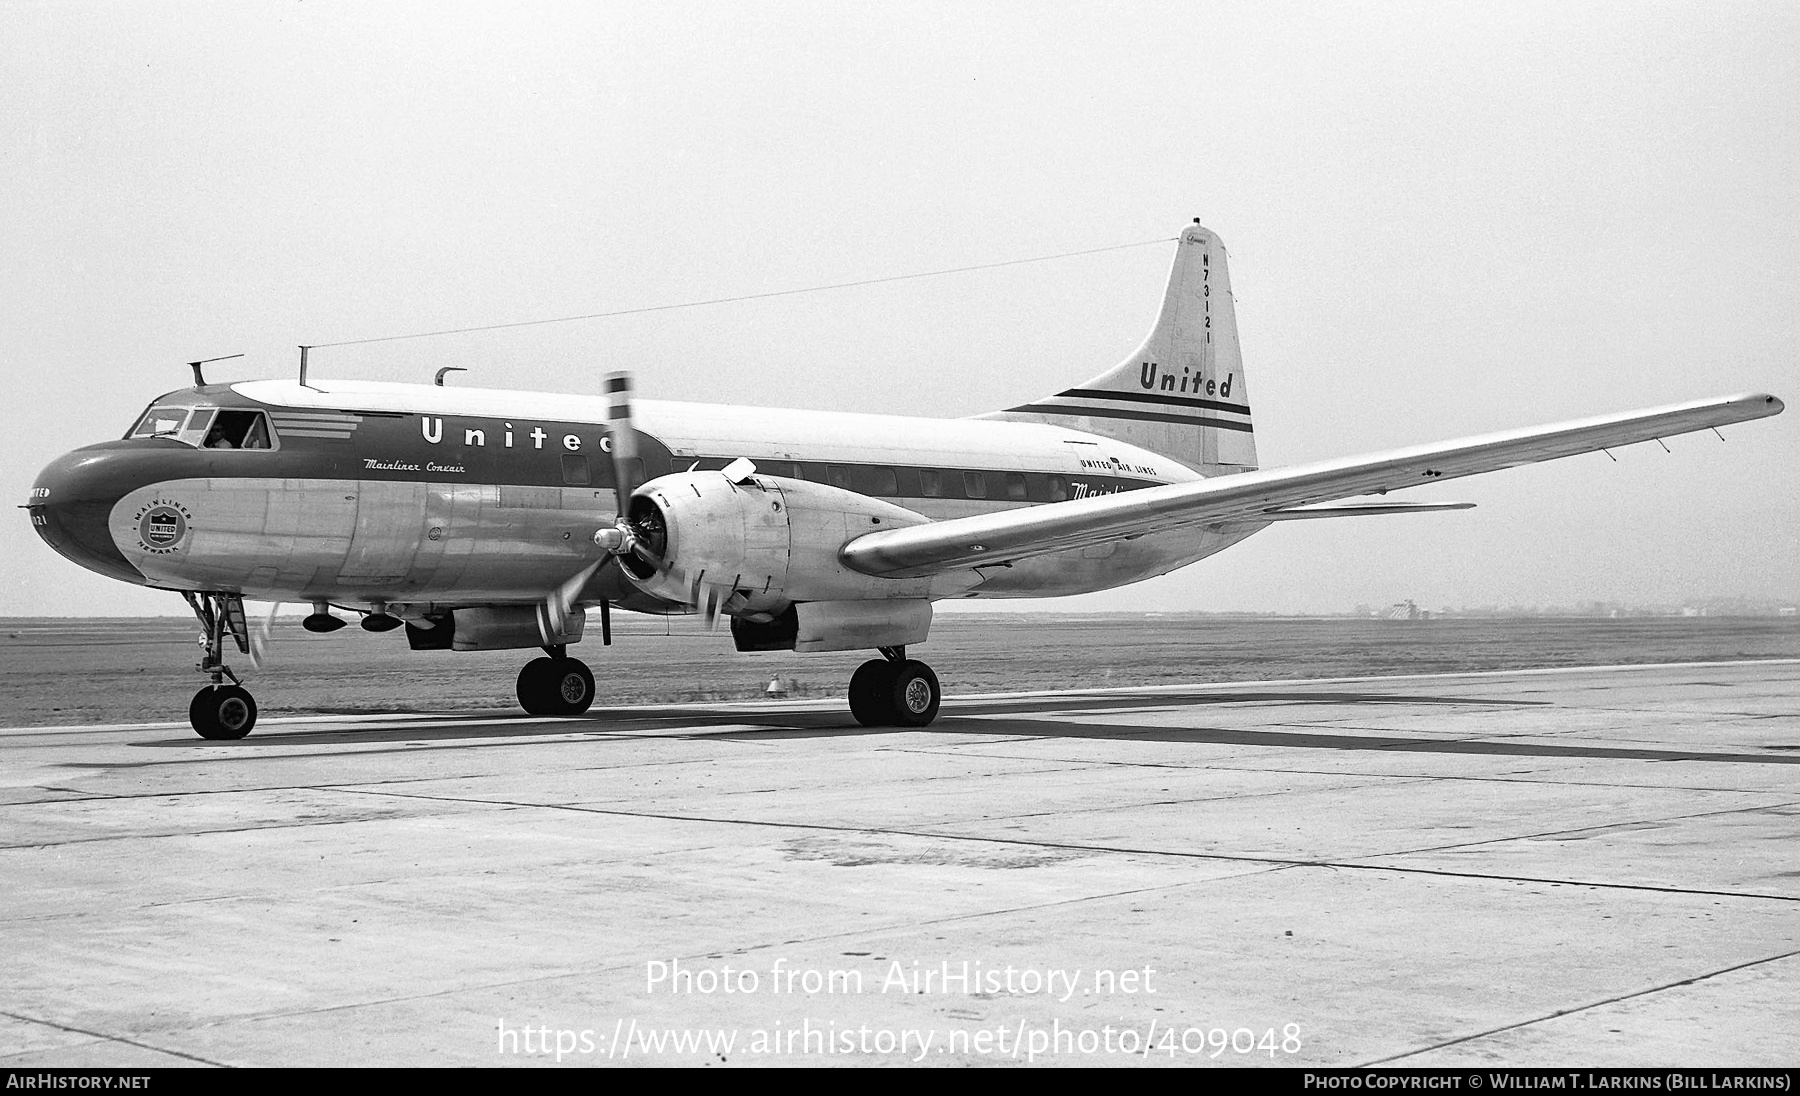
[848,646,941,728]
[183,591,258,740]
[517,645,596,716]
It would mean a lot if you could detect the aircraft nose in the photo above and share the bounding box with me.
[27,446,149,586]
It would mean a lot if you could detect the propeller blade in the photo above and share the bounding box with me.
[690,575,725,631]
[248,602,280,669]
[544,560,602,638]
[604,371,639,513]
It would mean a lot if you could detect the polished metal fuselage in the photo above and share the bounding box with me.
[30,379,1267,615]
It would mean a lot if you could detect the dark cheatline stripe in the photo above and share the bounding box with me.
[1055,387,1251,416]
[1005,404,1255,432]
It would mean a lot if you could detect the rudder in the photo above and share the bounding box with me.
[981,222,1256,475]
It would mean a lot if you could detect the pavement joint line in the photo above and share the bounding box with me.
[1198,759,1800,797]
[930,775,1437,828]
[966,783,1798,841]
[0,753,741,805]
[0,839,750,926]
[9,772,1791,864]
[322,787,1800,904]
[0,799,508,852]
[881,745,1258,771]
[945,718,1800,769]
[12,746,1006,811]
[1324,860,1800,903]
[5,657,1796,735]
[1359,945,1800,1067]
[1353,797,1800,862]
[213,872,1288,1030]
[0,1009,229,1068]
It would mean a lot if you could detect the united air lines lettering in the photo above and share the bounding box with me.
[421,416,615,453]
[1137,362,1235,399]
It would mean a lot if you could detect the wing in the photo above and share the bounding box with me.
[840,392,1784,579]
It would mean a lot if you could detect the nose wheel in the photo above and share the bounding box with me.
[848,651,940,727]
[517,655,596,716]
[182,591,259,740]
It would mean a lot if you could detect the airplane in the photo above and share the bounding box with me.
[25,221,1785,740]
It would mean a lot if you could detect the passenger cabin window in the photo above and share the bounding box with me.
[962,471,988,499]
[1004,472,1029,501]
[1031,474,1069,503]
[919,469,944,497]
[561,454,591,486]
[828,465,853,490]
[851,466,899,496]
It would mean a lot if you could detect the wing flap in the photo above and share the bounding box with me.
[1265,500,1477,520]
[840,392,1782,579]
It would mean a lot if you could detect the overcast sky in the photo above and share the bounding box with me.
[4,0,1795,616]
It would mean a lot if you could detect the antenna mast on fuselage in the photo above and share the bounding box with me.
[187,353,244,387]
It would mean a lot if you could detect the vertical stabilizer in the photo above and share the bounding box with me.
[982,223,1256,475]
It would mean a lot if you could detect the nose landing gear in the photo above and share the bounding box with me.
[848,646,941,727]
[183,591,258,740]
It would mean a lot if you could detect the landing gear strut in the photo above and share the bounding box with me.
[183,591,258,740]
[517,645,596,716]
[848,646,940,728]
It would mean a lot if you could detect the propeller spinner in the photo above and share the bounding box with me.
[545,371,644,636]
[589,374,759,629]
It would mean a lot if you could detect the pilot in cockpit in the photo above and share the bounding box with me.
[203,410,271,450]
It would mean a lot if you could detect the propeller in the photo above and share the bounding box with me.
[247,601,280,669]
[592,371,661,572]
[541,559,600,641]
[541,371,646,637]
[585,373,759,630]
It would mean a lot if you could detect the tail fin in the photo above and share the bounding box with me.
[982,222,1256,475]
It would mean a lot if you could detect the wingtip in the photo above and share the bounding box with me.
[1716,392,1785,418]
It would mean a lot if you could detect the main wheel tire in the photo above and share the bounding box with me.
[190,685,257,740]
[848,659,896,726]
[887,660,941,727]
[547,658,595,716]
[516,657,558,715]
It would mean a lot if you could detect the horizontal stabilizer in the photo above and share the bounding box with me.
[1265,501,1475,520]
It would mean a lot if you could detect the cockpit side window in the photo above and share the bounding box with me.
[204,410,276,450]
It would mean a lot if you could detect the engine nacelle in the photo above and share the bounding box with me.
[616,470,958,617]
[449,604,584,651]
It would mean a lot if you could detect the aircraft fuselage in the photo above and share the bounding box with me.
[29,378,1263,616]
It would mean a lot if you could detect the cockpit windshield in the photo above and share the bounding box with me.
[125,404,276,449]
[128,405,192,440]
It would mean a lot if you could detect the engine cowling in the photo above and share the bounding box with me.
[613,470,959,616]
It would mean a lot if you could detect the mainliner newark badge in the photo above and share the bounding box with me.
[134,500,192,554]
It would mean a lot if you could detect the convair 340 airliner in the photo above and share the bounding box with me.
[27,223,1785,738]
